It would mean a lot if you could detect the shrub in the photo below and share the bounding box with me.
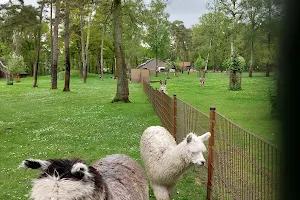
[58,71,65,80]
[194,55,205,70]
[6,53,27,75]
[268,85,278,118]
[222,55,245,72]
[223,55,245,91]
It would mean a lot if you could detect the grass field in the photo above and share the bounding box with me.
[0,71,279,199]
[150,71,279,146]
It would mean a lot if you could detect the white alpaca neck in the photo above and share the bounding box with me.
[159,140,192,181]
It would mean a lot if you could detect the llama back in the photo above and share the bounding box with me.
[92,154,149,200]
[140,126,176,171]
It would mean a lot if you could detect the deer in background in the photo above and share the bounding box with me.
[159,80,168,95]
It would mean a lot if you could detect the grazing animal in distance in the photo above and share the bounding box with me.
[159,80,168,95]
[140,126,210,200]
[20,154,149,200]
[200,77,205,87]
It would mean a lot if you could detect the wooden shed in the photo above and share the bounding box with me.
[131,68,150,83]
[180,61,191,71]
[136,58,167,74]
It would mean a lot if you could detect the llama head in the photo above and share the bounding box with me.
[20,158,105,200]
[159,80,167,94]
[184,132,211,166]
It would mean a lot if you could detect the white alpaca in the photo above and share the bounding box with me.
[140,126,210,200]
[159,80,168,95]
[20,154,149,200]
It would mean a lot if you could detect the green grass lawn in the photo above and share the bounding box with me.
[0,71,279,199]
[150,71,279,146]
[0,73,161,199]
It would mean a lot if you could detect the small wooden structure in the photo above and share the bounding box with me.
[131,69,150,83]
[180,61,191,71]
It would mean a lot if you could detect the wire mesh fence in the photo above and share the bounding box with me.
[141,80,280,200]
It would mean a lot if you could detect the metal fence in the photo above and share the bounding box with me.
[141,80,280,200]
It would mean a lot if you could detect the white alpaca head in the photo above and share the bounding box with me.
[19,158,105,200]
[159,80,167,94]
[183,132,211,165]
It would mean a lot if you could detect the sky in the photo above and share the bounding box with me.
[0,0,208,28]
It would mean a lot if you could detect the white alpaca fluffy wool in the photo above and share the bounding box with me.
[140,126,210,200]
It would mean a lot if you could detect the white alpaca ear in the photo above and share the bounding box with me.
[186,133,194,143]
[198,132,211,141]
[19,159,51,170]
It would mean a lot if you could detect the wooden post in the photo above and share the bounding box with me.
[207,106,216,200]
[173,94,177,140]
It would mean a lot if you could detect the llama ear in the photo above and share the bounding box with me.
[199,132,211,141]
[19,159,51,170]
[164,80,167,84]
[186,133,193,143]
[160,80,162,84]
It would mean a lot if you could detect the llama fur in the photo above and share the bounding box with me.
[140,126,210,200]
[20,154,149,200]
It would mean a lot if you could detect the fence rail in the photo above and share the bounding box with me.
[141,80,280,200]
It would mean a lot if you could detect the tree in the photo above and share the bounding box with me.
[122,0,147,70]
[241,0,262,77]
[33,0,45,87]
[260,0,282,77]
[190,11,231,71]
[0,1,39,75]
[171,20,190,65]
[220,0,243,57]
[220,0,244,90]
[63,0,71,92]
[51,0,60,89]
[144,0,171,76]
[111,0,130,103]
[7,52,27,83]
[79,0,95,83]
[194,55,206,77]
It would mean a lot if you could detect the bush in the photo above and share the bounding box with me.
[7,53,27,74]
[268,85,278,118]
[58,71,65,80]
[194,56,205,70]
[222,55,245,72]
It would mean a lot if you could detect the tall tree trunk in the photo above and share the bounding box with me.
[231,14,235,58]
[83,4,94,82]
[96,47,101,74]
[12,31,20,56]
[50,0,53,75]
[100,25,106,80]
[249,35,254,77]
[204,37,212,78]
[0,60,13,85]
[100,14,110,80]
[266,4,272,77]
[266,31,271,77]
[111,0,130,103]
[63,0,70,92]
[51,0,60,89]
[248,7,256,78]
[80,10,87,83]
[33,0,45,87]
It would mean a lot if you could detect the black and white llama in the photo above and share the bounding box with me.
[20,154,149,200]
